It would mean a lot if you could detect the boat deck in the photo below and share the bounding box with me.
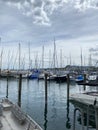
[0,99,42,130]
[1,110,28,130]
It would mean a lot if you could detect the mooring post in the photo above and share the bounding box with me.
[67,74,70,102]
[6,74,9,98]
[83,74,86,91]
[81,110,84,130]
[18,74,22,107]
[95,107,98,130]
[86,105,89,130]
[45,73,48,104]
[44,73,48,130]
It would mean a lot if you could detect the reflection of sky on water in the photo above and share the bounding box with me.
[0,78,97,130]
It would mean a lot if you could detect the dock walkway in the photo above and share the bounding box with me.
[70,92,98,130]
[70,93,98,106]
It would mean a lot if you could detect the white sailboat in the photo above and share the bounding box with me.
[0,98,43,130]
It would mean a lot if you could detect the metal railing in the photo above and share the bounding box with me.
[73,105,98,130]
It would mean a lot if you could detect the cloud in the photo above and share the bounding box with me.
[1,0,98,26]
[89,48,98,52]
[89,45,98,57]
[1,0,98,47]
[5,0,51,25]
[71,0,98,10]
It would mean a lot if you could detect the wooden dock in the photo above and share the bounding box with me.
[70,92,98,106]
[70,92,98,130]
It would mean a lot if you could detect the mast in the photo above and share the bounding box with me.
[60,49,62,68]
[10,50,14,69]
[21,54,25,70]
[0,49,3,73]
[34,52,38,70]
[28,42,31,70]
[19,43,21,71]
[42,45,44,69]
[49,49,51,68]
[53,38,58,71]
[13,50,18,70]
[0,37,2,73]
[80,47,83,71]
[53,38,56,69]
[70,53,71,65]
[0,37,3,74]
[7,50,10,70]
[88,53,92,66]
[84,56,85,66]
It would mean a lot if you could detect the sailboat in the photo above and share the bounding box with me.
[0,98,43,130]
[75,48,84,84]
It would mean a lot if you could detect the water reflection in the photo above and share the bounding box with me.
[0,78,97,130]
[18,75,22,107]
[66,101,71,129]
[44,76,48,130]
[6,76,9,98]
[44,103,48,130]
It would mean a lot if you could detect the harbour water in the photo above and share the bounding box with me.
[0,78,97,130]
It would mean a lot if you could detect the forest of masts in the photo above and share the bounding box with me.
[0,39,96,71]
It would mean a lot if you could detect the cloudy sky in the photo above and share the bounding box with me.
[0,0,98,68]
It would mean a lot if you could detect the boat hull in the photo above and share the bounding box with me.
[0,98,43,130]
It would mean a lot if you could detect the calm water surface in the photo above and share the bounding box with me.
[0,78,97,130]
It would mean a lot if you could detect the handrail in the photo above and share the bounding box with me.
[73,107,84,130]
[73,104,97,130]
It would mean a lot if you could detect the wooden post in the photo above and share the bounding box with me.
[95,107,98,130]
[45,73,48,104]
[83,74,86,90]
[6,74,9,98]
[44,73,48,130]
[18,74,22,107]
[67,74,70,102]
[86,105,89,130]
